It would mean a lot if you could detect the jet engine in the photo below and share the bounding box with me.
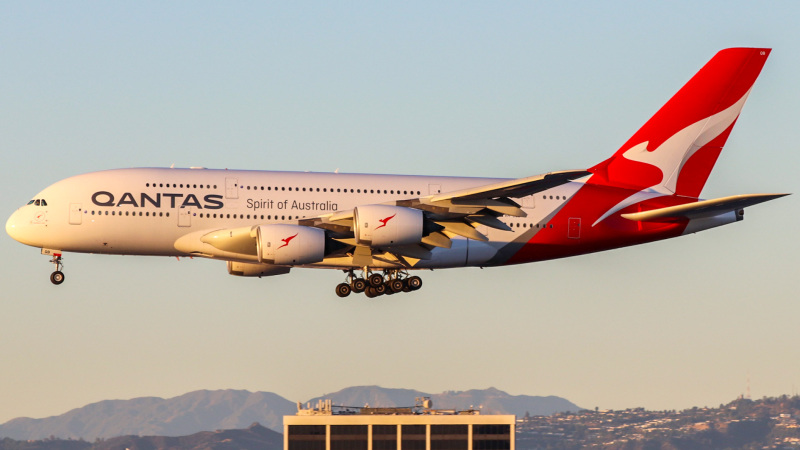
[227,261,291,277]
[255,224,325,265]
[354,205,424,247]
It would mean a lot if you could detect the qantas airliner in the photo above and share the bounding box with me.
[6,48,788,297]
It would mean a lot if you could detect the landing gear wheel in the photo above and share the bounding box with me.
[368,273,384,287]
[407,276,422,291]
[50,271,65,285]
[389,279,404,293]
[402,279,411,293]
[351,278,367,293]
[365,286,377,298]
[374,284,387,296]
[335,283,352,298]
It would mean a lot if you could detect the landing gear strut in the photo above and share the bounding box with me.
[49,254,65,285]
[334,268,422,298]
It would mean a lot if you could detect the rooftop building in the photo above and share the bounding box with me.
[284,397,515,450]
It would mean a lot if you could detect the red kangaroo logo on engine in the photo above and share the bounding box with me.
[278,233,299,249]
[375,214,396,230]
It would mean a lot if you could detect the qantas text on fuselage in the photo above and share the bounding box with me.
[6,48,788,297]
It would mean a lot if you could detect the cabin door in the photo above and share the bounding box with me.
[225,178,239,199]
[69,203,82,225]
[178,209,191,227]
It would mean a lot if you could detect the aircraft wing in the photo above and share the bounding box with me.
[299,169,591,266]
[428,170,591,202]
[177,170,592,268]
[621,193,789,222]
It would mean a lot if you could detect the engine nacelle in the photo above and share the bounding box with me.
[354,205,423,247]
[256,224,325,265]
[227,261,291,277]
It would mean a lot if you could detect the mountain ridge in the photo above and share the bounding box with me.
[0,386,581,440]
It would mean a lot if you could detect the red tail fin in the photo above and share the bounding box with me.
[589,48,770,198]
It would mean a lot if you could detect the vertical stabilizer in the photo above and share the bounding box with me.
[589,48,770,198]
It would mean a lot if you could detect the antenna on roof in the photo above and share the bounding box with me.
[170,163,175,169]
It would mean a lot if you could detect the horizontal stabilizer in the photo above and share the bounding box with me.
[621,193,789,222]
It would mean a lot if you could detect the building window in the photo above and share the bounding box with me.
[401,425,426,450]
[473,425,511,450]
[372,425,397,450]
[288,425,326,450]
[331,425,368,450]
[431,425,468,450]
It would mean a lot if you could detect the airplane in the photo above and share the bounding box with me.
[6,47,788,298]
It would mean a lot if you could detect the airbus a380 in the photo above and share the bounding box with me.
[6,48,788,297]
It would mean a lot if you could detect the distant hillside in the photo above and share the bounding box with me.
[0,422,282,450]
[0,390,295,441]
[0,386,580,441]
[92,422,282,450]
[308,386,581,416]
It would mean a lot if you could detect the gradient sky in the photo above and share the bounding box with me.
[2,1,799,424]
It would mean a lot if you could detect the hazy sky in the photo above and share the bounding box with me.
[2,1,799,424]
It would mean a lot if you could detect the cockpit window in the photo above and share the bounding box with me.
[41,199,47,206]
[27,200,35,205]
[34,200,41,206]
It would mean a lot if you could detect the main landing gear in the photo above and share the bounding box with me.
[49,254,65,285]
[335,268,422,298]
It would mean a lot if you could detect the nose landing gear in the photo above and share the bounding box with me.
[335,269,422,298]
[49,254,65,285]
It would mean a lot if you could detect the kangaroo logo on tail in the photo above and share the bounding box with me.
[589,48,770,226]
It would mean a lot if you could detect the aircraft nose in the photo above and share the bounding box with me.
[6,209,23,242]
[6,209,34,245]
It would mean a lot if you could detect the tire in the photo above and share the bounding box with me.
[374,284,387,295]
[335,283,351,298]
[368,273,384,287]
[351,278,367,293]
[50,271,65,285]
[407,276,422,291]
[389,279,404,293]
[402,279,411,292]
[365,287,377,298]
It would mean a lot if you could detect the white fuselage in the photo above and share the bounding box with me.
[6,168,579,269]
